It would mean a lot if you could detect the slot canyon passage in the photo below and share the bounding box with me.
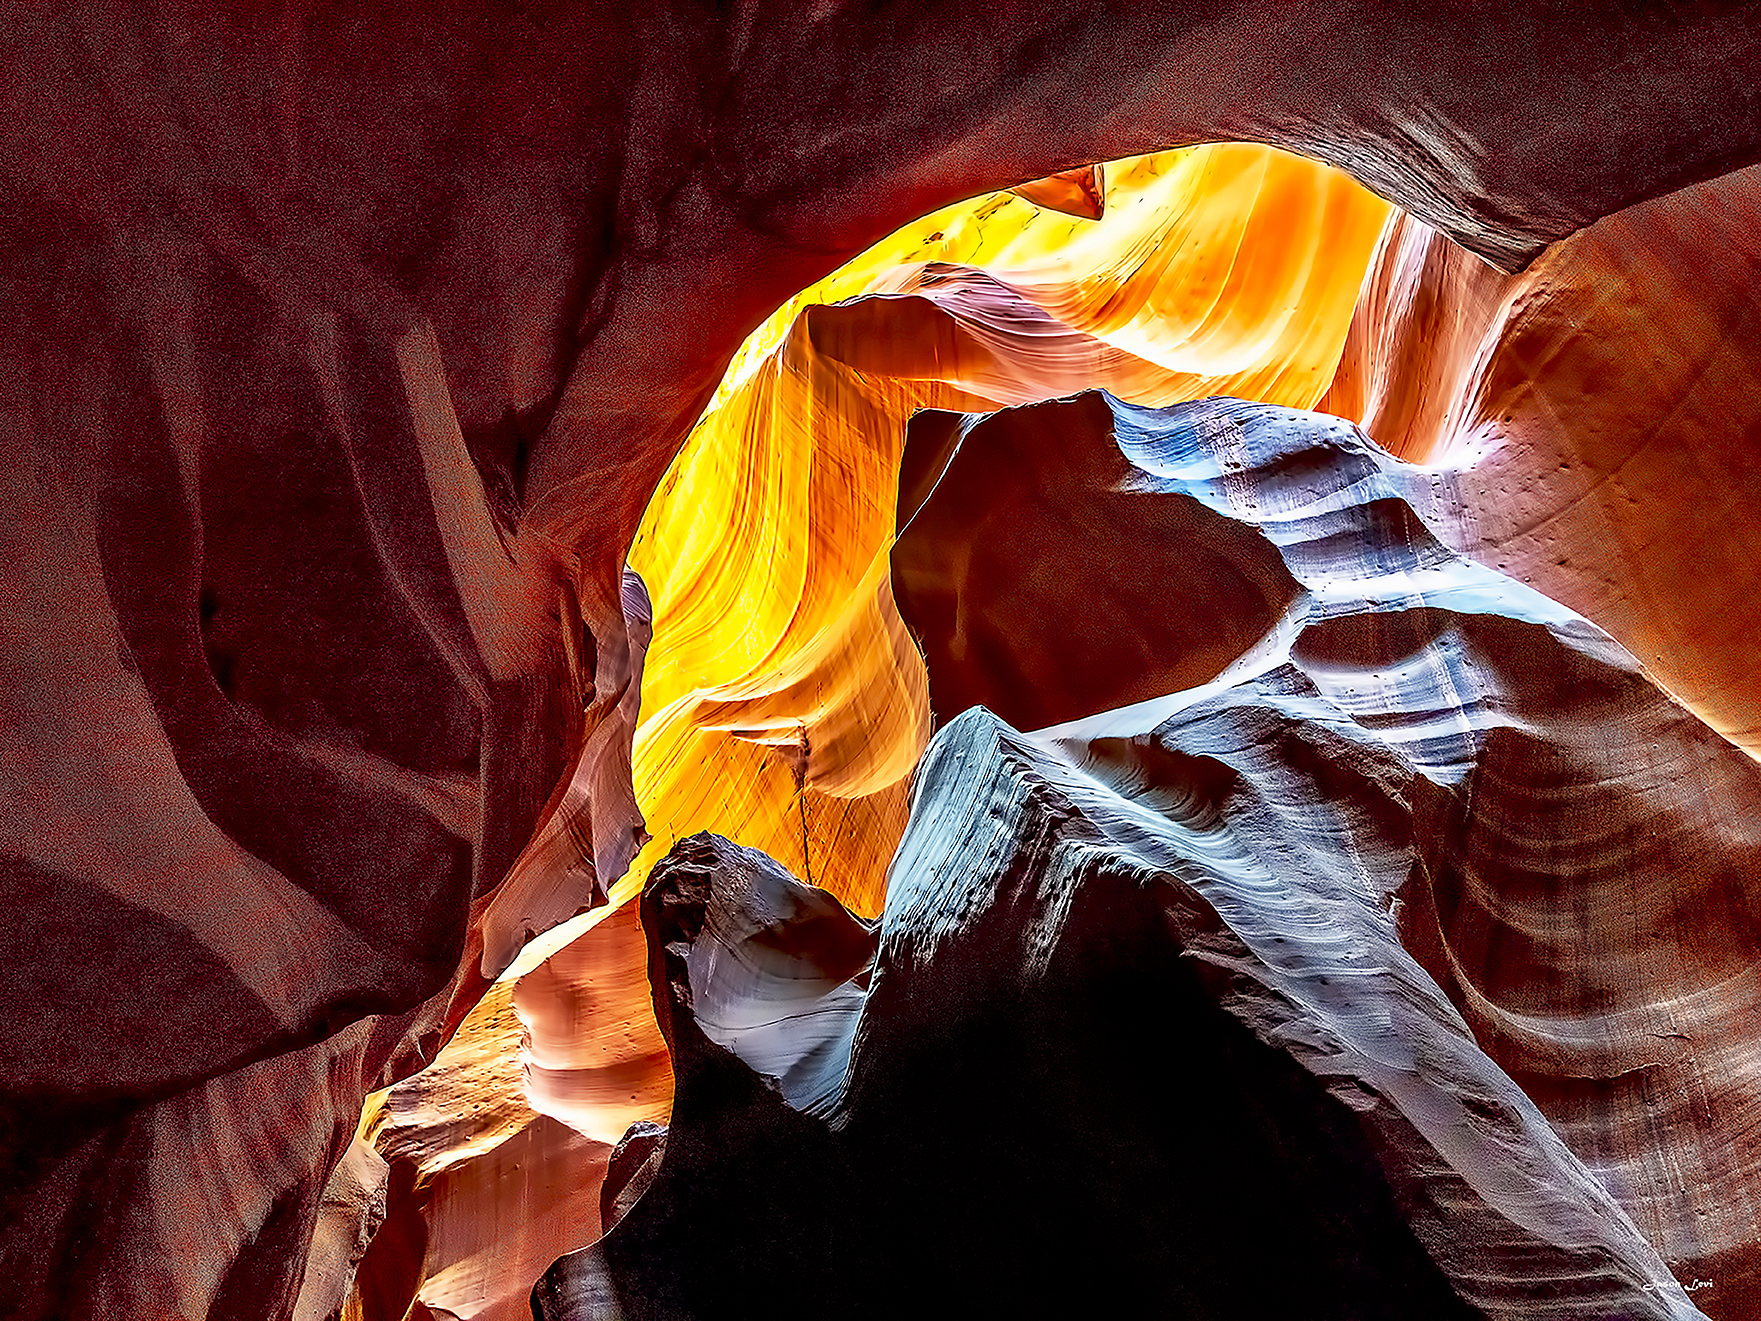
[8,2,1761,1318]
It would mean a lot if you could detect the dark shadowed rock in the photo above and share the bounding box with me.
[599,1123,668,1238]
[894,392,1761,1317]
[533,393,1761,1319]
[9,2,1761,1310]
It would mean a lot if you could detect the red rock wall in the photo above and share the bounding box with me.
[1314,162,1761,1319]
[6,2,1761,1314]
[543,391,1748,1320]
[1325,165,1761,764]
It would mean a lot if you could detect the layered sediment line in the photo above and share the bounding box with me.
[544,392,1761,1319]
[1321,164,1761,762]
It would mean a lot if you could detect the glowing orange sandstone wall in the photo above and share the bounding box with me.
[353,144,1392,1318]
[1321,165,1761,763]
[617,143,1392,922]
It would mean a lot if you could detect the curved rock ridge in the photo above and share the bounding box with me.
[535,391,1761,1318]
[538,729,1695,1320]
[893,391,1761,1315]
[12,3,1761,1309]
[333,142,1392,1316]
[1319,162,1761,763]
[656,838,876,1119]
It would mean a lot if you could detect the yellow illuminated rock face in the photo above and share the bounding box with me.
[356,144,1391,1315]
[620,143,1392,921]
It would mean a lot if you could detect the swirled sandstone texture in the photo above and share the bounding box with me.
[1308,162,1761,1318]
[354,143,1392,1312]
[341,911,673,1321]
[8,2,1761,1313]
[898,392,1761,1317]
[613,143,1388,934]
[541,392,1759,1318]
[1320,162,1761,762]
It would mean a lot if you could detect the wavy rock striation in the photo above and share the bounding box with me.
[543,392,1761,1318]
[9,2,1761,1310]
[323,140,1392,1315]
[1320,163,1761,762]
[898,392,1761,1316]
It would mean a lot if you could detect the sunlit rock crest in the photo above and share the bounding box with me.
[354,145,1391,1314]
[542,393,1757,1319]
[1320,163,1761,763]
[8,3,1761,1313]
